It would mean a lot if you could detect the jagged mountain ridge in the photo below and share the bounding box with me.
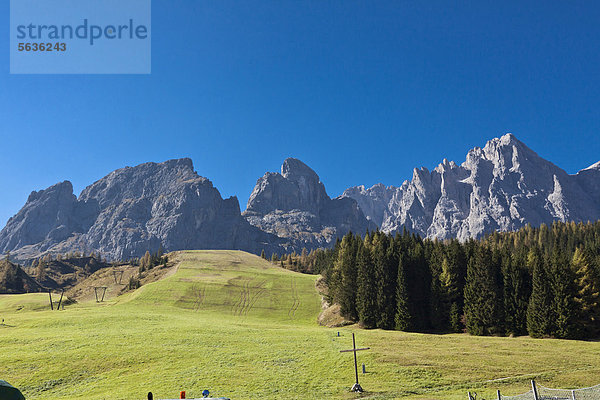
[0,158,371,262]
[342,133,600,240]
[1,134,598,262]
[0,159,289,262]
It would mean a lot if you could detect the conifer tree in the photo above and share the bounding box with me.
[440,256,462,332]
[395,256,411,330]
[572,247,600,336]
[356,239,377,328]
[526,248,554,338]
[373,232,396,329]
[550,249,579,339]
[334,233,358,320]
[502,251,529,336]
[463,246,500,335]
[428,243,446,331]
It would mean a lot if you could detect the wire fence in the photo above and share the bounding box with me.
[469,381,600,400]
[500,390,535,400]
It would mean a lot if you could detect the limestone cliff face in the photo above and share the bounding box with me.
[342,134,600,240]
[0,159,283,262]
[243,158,375,248]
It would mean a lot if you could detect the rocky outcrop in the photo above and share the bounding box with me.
[342,134,600,240]
[243,158,375,248]
[0,159,284,262]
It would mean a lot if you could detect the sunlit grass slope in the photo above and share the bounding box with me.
[1,250,599,400]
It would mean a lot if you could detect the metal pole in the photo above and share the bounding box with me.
[48,290,53,310]
[352,333,359,385]
[531,380,539,400]
[57,289,64,310]
[571,389,576,400]
[497,389,501,400]
[467,391,473,400]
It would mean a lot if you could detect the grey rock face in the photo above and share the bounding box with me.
[0,181,97,255]
[1,159,283,262]
[243,158,375,248]
[343,134,600,240]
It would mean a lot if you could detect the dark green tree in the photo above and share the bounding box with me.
[502,251,530,336]
[373,232,396,329]
[463,246,501,335]
[334,233,358,321]
[572,247,600,336]
[356,238,377,328]
[526,248,554,338]
[550,249,579,339]
[395,256,411,330]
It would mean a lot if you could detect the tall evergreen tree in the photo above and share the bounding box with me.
[428,242,446,331]
[550,249,579,339]
[526,248,554,338]
[373,232,396,329]
[395,256,411,330]
[334,233,358,320]
[463,246,501,336]
[502,251,530,336]
[440,256,462,332]
[405,241,432,331]
[356,238,377,328]
[572,247,600,336]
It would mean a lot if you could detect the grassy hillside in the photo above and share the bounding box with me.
[0,250,599,400]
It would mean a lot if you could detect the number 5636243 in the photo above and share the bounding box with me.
[18,42,67,51]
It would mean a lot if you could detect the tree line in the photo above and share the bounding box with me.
[304,221,600,339]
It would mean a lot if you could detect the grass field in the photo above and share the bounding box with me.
[1,250,599,400]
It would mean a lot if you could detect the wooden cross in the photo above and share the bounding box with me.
[339,332,370,392]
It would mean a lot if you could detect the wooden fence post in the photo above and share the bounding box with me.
[531,380,539,400]
[57,289,64,310]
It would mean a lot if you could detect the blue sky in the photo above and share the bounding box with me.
[1,1,599,226]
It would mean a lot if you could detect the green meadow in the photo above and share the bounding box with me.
[0,250,599,400]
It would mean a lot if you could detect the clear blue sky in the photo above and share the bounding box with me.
[1,1,599,227]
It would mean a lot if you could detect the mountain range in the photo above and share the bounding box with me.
[342,134,600,241]
[1,134,598,262]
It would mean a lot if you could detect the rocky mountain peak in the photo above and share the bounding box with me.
[1,158,284,262]
[342,133,600,241]
[281,158,318,180]
[244,158,374,248]
[245,158,329,216]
